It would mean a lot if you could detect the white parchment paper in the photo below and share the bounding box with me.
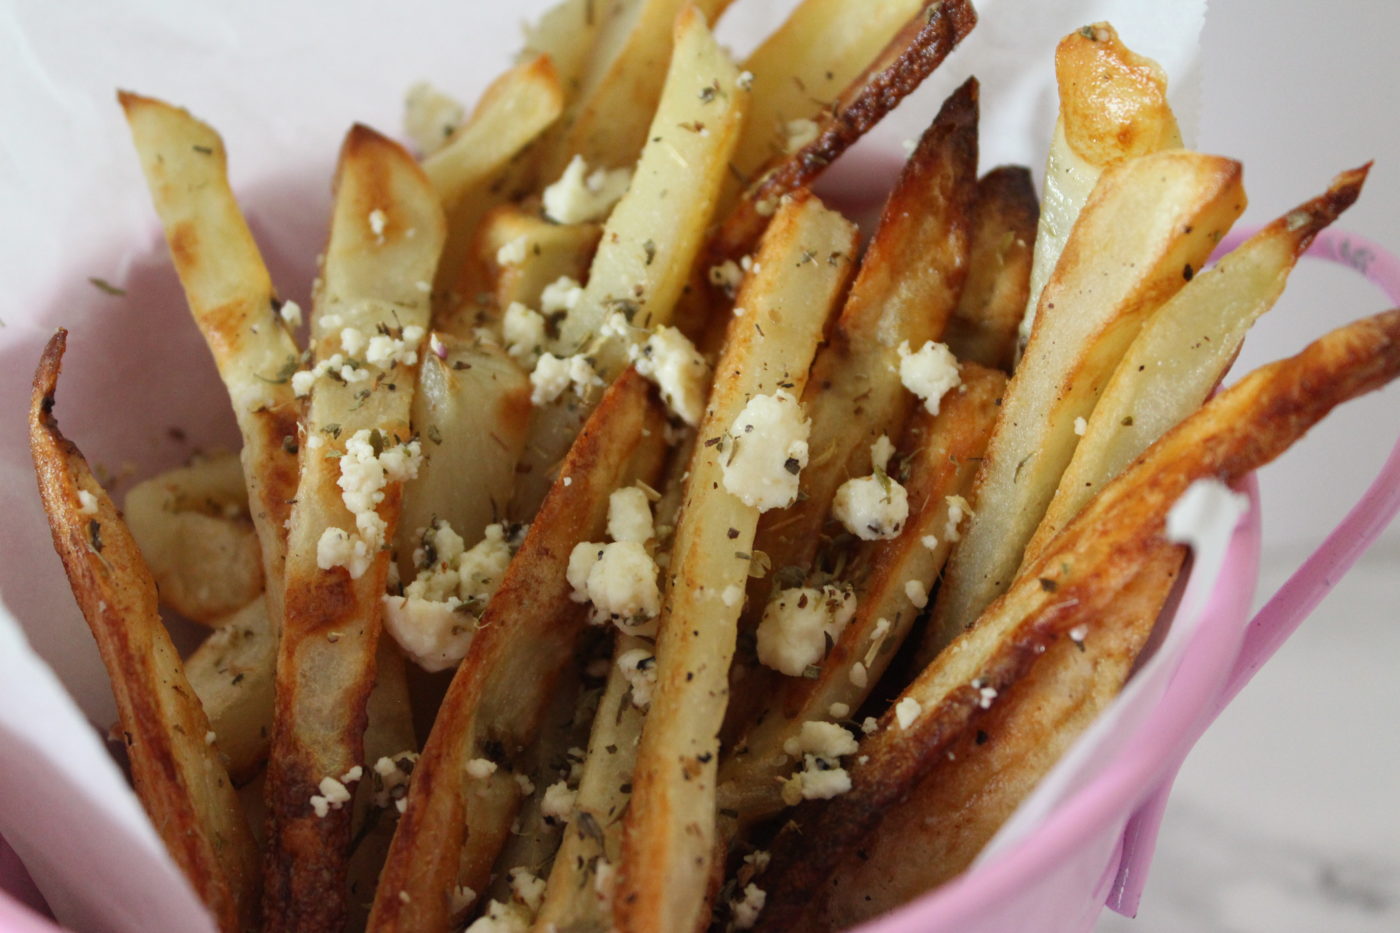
[0,2,1204,929]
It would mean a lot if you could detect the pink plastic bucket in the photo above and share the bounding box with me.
[3,229,1398,932]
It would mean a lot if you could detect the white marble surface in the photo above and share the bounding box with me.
[1097,540,1400,933]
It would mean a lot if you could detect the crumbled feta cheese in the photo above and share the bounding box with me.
[782,720,859,804]
[502,302,547,364]
[539,275,584,315]
[368,208,388,241]
[721,390,810,511]
[721,584,744,608]
[540,781,577,824]
[743,849,770,874]
[832,470,908,541]
[849,661,869,688]
[542,156,632,224]
[404,81,464,156]
[340,326,367,356]
[905,579,929,609]
[755,584,857,677]
[291,369,317,397]
[898,340,961,415]
[593,858,616,910]
[894,696,922,730]
[1074,415,1088,437]
[731,883,766,929]
[617,648,658,708]
[372,751,418,809]
[944,494,972,543]
[737,70,755,91]
[76,489,99,515]
[317,527,373,579]
[607,486,655,544]
[1068,624,1089,644]
[976,682,999,709]
[365,325,425,368]
[921,534,939,551]
[204,730,217,745]
[629,326,710,426]
[496,234,529,267]
[568,488,661,634]
[828,702,850,719]
[783,117,820,153]
[279,299,303,328]
[861,716,879,735]
[309,774,353,818]
[708,259,744,294]
[530,352,602,406]
[465,758,497,780]
[514,773,535,796]
[465,898,530,933]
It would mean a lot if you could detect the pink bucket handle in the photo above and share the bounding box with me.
[1107,227,1400,916]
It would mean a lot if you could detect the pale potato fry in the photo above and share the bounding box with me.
[120,92,301,638]
[805,544,1183,931]
[924,150,1246,660]
[30,331,259,933]
[712,0,977,259]
[125,454,264,625]
[616,193,859,933]
[264,125,445,933]
[755,308,1400,929]
[1025,165,1369,564]
[368,370,667,933]
[521,0,605,94]
[186,597,277,785]
[1018,23,1183,349]
[943,166,1040,372]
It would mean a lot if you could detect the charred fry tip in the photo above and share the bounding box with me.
[30,328,67,425]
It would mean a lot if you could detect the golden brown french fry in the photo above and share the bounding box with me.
[616,193,860,933]
[30,331,259,933]
[804,544,1183,931]
[264,125,445,933]
[712,0,977,259]
[719,364,1004,828]
[119,92,300,638]
[943,166,1040,372]
[924,150,1246,660]
[186,598,277,785]
[1019,23,1183,348]
[1025,165,1369,564]
[369,369,667,933]
[755,307,1400,929]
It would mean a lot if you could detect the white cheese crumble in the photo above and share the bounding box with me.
[509,868,546,913]
[76,489,99,515]
[944,494,972,543]
[721,584,744,608]
[628,326,710,426]
[340,326,367,356]
[731,883,766,929]
[365,325,425,368]
[755,583,857,677]
[921,534,939,551]
[368,208,388,241]
[781,720,859,804]
[540,781,577,824]
[316,431,423,578]
[828,702,850,719]
[372,751,419,809]
[905,578,929,609]
[861,716,879,735]
[849,661,869,688]
[1074,415,1088,437]
[502,302,547,365]
[309,766,362,818]
[403,81,464,156]
[708,259,744,294]
[721,390,810,511]
[496,234,529,267]
[894,696,922,730]
[530,352,603,406]
[568,486,662,634]
[737,70,755,91]
[465,898,530,933]
[783,117,820,153]
[278,299,303,328]
[832,453,909,542]
[616,648,658,708]
[898,340,961,415]
[542,155,632,224]
[290,352,372,398]
[539,275,584,315]
[204,730,217,745]
[465,758,497,780]
[1068,623,1089,644]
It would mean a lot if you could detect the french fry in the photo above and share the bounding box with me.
[521,0,606,97]
[943,166,1040,372]
[804,544,1183,931]
[712,0,977,259]
[719,364,1004,829]
[186,598,277,785]
[263,125,445,933]
[1025,165,1369,564]
[755,307,1400,929]
[368,369,667,933]
[1018,23,1183,349]
[616,193,860,933]
[124,454,265,625]
[924,150,1246,660]
[30,331,260,933]
[120,92,301,638]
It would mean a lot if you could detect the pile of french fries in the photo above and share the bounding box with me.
[27,2,1400,932]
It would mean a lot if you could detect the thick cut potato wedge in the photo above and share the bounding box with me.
[186,598,277,785]
[368,370,667,933]
[263,126,445,933]
[120,92,301,638]
[925,150,1246,659]
[30,331,259,933]
[1025,165,1369,564]
[616,193,859,933]
[754,308,1400,929]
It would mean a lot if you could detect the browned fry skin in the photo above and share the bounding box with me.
[712,0,978,260]
[754,308,1400,929]
[368,370,667,933]
[29,331,260,933]
[804,544,1183,931]
[943,166,1040,373]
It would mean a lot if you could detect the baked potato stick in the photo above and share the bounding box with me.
[186,598,277,785]
[756,308,1400,929]
[522,0,605,95]
[1019,23,1182,348]
[368,370,667,933]
[30,331,259,933]
[426,55,565,299]
[719,364,1004,829]
[713,0,977,259]
[943,166,1040,372]
[617,194,859,933]
[264,126,445,933]
[1026,165,1369,563]
[120,92,300,637]
[807,544,1183,931]
[925,150,1246,659]
[538,0,736,180]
